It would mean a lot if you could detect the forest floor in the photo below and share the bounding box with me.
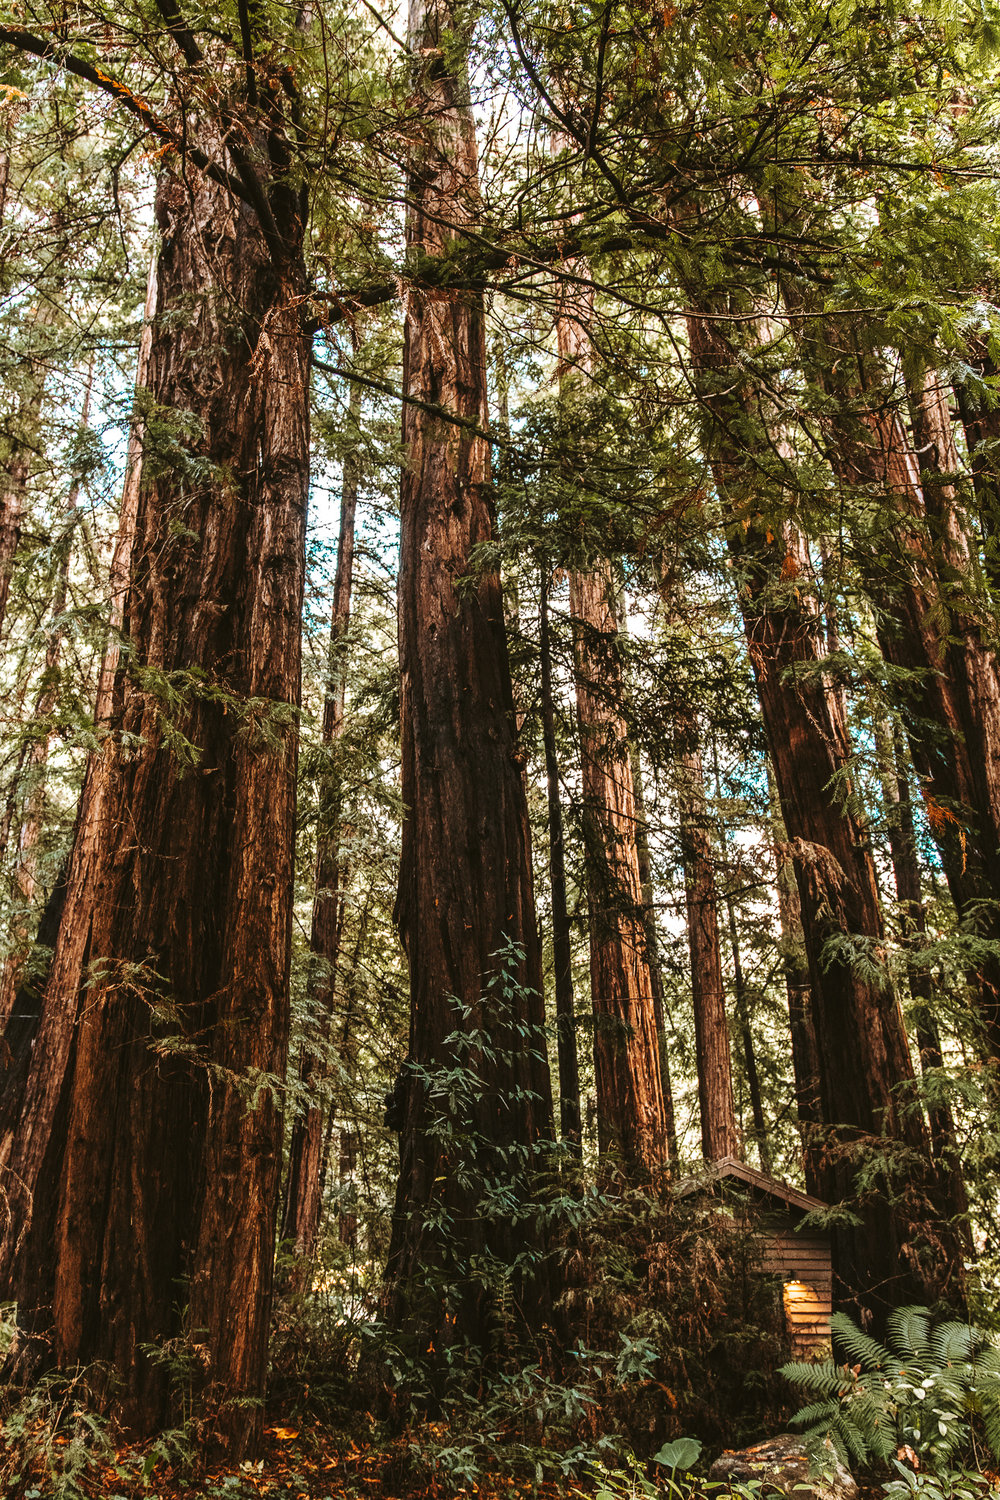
[0,1412,588,1500]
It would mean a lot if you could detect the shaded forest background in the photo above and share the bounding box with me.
[2,0,1000,1488]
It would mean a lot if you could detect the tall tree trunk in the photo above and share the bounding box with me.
[675,720,739,1163]
[282,374,361,1274]
[816,335,1000,1067]
[384,0,552,1363]
[569,563,670,1172]
[657,566,738,1162]
[94,247,158,724]
[539,570,582,1152]
[876,721,970,1235]
[0,141,310,1457]
[687,306,961,1320]
[953,338,1000,591]
[724,896,771,1173]
[768,770,825,1197]
[0,252,157,1171]
[628,733,678,1158]
[551,216,668,1174]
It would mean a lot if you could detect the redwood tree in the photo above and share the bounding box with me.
[558,275,669,1175]
[658,564,739,1163]
[384,0,553,1360]
[687,303,963,1320]
[0,23,311,1454]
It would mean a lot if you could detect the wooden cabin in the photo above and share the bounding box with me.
[676,1155,833,1359]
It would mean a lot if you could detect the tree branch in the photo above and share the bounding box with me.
[0,26,287,264]
[0,27,245,199]
[313,357,511,448]
[152,0,203,67]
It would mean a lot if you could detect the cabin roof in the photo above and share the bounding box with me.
[674,1155,828,1217]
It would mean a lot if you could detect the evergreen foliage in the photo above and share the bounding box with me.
[1,0,1000,1480]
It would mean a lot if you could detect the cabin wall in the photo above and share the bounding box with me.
[759,1222,832,1358]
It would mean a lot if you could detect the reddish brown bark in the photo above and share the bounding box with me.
[94,248,158,724]
[817,340,1000,1065]
[954,339,1000,591]
[628,732,679,1158]
[384,0,552,1358]
[664,629,740,1164]
[569,564,670,1173]
[769,775,825,1197]
[724,897,771,1173]
[281,374,361,1273]
[680,760,740,1163]
[0,136,310,1457]
[878,726,968,1232]
[556,281,668,1173]
[655,567,737,1161]
[687,307,960,1319]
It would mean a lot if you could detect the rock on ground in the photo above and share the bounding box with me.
[707,1433,858,1500]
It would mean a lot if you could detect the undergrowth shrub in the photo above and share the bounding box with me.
[548,1172,791,1454]
[782,1305,1000,1474]
[271,946,793,1488]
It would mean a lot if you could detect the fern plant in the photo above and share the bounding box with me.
[781,1307,1000,1473]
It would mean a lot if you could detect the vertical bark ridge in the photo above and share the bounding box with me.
[656,568,740,1164]
[0,143,310,1456]
[686,303,961,1320]
[557,248,668,1175]
[384,0,552,1361]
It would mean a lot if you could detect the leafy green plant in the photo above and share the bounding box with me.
[0,1366,116,1500]
[579,1436,763,1500]
[781,1306,1000,1473]
[883,1456,996,1500]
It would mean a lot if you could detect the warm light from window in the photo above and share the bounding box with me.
[782,1277,813,1310]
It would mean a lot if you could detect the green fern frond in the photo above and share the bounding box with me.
[788,1398,841,1428]
[831,1313,897,1373]
[979,1390,1000,1462]
[849,1391,895,1462]
[927,1320,977,1365]
[779,1357,850,1395]
[887,1306,930,1361]
[832,1412,869,1466]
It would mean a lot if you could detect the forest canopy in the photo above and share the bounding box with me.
[2,0,1000,1491]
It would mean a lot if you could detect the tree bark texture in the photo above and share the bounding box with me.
[769,774,825,1197]
[954,338,1000,592]
[282,375,361,1272]
[816,338,1000,1067]
[787,267,999,1117]
[94,247,158,724]
[569,564,670,1172]
[878,727,968,1233]
[687,307,962,1320]
[557,269,669,1174]
[725,897,771,1173]
[385,0,552,1360]
[657,568,739,1163]
[0,255,156,1170]
[0,146,309,1456]
[628,732,678,1158]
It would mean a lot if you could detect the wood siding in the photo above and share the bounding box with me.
[760,1224,833,1358]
